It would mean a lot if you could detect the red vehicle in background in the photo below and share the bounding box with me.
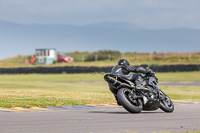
[57,53,74,63]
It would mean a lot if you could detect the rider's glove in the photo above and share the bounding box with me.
[146,68,153,74]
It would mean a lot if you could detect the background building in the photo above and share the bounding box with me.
[35,49,57,65]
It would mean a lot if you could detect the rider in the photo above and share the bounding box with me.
[110,59,153,104]
[111,59,153,90]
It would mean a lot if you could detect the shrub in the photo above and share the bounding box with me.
[85,50,121,61]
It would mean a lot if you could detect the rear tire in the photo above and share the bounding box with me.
[159,90,174,113]
[117,88,142,113]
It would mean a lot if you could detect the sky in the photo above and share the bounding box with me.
[1,0,200,29]
[0,0,200,59]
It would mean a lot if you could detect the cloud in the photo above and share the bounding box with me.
[0,0,200,29]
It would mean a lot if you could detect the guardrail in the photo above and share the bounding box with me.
[0,64,199,74]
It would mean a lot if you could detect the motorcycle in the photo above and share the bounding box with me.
[104,71,174,113]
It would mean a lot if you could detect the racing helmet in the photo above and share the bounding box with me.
[118,59,130,67]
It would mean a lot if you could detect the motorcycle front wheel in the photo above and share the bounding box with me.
[159,90,174,113]
[117,88,143,113]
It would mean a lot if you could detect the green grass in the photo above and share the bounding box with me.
[156,71,200,82]
[0,72,199,108]
[0,82,114,108]
[0,71,199,82]
[160,86,200,101]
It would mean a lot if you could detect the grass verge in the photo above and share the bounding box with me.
[0,72,199,108]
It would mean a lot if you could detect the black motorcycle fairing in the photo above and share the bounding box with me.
[146,76,160,99]
[148,76,158,87]
[142,99,160,111]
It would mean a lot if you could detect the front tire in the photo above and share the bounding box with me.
[117,88,142,113]
[159,90,174,113]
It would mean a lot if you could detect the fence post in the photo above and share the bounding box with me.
[82,55,85,62]
[163,53,165,60]
[108,54,111,61]
[122,53,125,59]
[177,53,179,61]
[188,53,191,60]
[95,54,98,61]
[136,54,138,61]
[149,53,152,61]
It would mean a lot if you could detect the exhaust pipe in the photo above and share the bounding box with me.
[104,74,121,86]
[104,74,135,89]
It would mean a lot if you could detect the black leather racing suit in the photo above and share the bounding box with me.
[110,64,148,95]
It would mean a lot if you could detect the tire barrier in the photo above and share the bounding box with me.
[0,64,199,74]
[149,64,200,73]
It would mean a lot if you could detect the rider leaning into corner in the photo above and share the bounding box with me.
[110,59,154,105]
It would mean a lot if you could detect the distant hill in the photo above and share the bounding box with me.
[0,20,200,55]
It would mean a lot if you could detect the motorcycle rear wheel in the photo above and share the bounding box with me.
[159,90,174,113]
[117,88,143,113]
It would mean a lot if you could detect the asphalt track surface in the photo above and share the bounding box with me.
[0,102,199,133]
